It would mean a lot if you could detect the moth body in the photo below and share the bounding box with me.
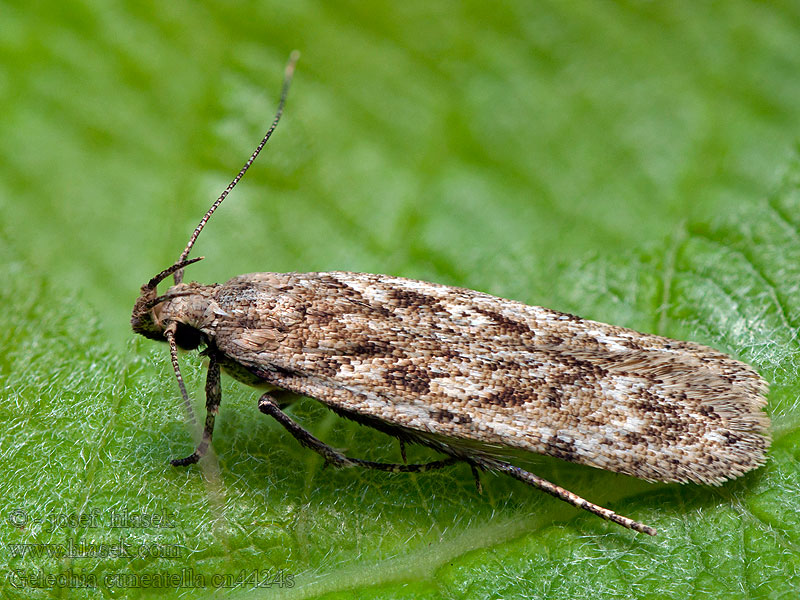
[141,271,770,488]
[130,52,771,536]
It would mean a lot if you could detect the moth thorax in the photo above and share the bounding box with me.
[155,284,220,339]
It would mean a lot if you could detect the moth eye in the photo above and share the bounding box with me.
[174,323,204,350]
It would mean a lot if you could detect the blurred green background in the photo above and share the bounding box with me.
[2,1,799,598]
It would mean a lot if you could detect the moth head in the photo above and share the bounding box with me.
[131,51,299,343]
[131,256,204,341]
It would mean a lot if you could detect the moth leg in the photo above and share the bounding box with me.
[399,440,407,464]
[164,322,196,425]
[470,464,483,494]
[470,455,657,536]
[258,394,458,473]
[171,351,221,467]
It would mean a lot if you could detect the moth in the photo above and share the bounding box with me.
[131,52,770,536]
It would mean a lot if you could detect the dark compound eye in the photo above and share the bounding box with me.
[174,323,204,350]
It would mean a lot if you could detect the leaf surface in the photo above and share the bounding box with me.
[1,2,799,598]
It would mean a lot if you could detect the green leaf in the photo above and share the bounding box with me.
[1,2,799,599]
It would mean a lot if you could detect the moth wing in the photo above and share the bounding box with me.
[212,272,770,485]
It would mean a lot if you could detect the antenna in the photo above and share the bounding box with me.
[174,50,300,284]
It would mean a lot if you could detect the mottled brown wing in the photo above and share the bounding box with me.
[210,271,770,485]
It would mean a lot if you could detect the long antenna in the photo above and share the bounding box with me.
[174,50,300,284]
